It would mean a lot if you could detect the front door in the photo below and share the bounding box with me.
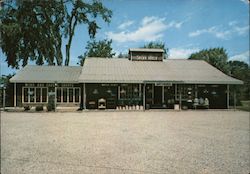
[154,86,162,105]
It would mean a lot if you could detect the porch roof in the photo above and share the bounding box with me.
[10,65,82,83]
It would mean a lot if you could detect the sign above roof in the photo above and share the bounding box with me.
[129,48,164,61]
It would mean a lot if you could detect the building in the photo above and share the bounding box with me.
[9,48,243,110]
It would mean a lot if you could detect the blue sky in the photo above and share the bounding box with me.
[0,0,249,75]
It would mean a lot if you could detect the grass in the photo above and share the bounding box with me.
[237,100,250,112]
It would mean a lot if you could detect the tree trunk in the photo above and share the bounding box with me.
[65,44,70,66]
[64,16,77,66]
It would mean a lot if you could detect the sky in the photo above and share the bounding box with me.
[0,0,249,76]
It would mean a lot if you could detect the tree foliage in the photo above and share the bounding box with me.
[117,52,128,58]
[143,41,168,59]
[228,60,250,101]
[189,47,230,74]
[0,0,112,68]
[0,74,14,107]
[78,39,115,66]
[189,48,250,101]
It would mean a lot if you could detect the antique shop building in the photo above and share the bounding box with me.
[10,48,243,110]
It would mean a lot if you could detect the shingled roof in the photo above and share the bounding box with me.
[10,65,82,83]
[10,58,243,85]
[78,58,243,84]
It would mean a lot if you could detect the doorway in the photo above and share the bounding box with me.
[154,86,162,105]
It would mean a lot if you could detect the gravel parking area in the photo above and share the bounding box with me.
[1,111,249,174]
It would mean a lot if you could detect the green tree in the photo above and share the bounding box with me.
[117,52,128,58]
[0,0,112,68]
[189,47,230,74]
[78,39,115,66]
[143,41,168,59]
[0,74,14,107]
[228,60,250,101]
[64,0,112,66]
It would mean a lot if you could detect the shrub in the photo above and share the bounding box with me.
[24,106,30,111]
[47,95,55,111]
[35,105,44,111]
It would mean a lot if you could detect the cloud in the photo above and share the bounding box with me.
[234,25,249,35]
[189,26,231,39]
[118,20,134,30]
[228,21,238,26]
[169,48,200,59]
[167,21,184,29]
[106,16,184,43]
[189,23,249,39]
[240,0,249,4]
[229,51,250,64]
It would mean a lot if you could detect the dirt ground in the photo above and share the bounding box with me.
[1,110,249,174]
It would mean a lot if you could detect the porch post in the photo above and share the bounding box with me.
[152,84,154,105]
[14,83,16,107]
[175,84,177,100]
[3,87,6,110]
[227,84,230,109]
[83,83,86,109]
[179,85,182,110]
[233,86,236,110]
[54,82,57,111]
[143,83,146,110]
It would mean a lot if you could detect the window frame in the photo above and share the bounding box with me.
[22,87,48,103]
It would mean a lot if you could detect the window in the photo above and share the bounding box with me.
[24,88,28,102]
[57,88,61,102]
[75,88,80,102]
[63,88,67,102]
[29,88,35,102]
[23,87,47,103]
[36,88,41,102]
[119,84,140,99]
[176,85,195,101]
[42,88,47,102]
[69,88,73,102]
[56,87,80,103]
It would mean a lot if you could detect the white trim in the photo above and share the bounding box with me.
[22,87,24,104]
[67,88,69,103]
[22,87,48,104]
[143,83,146,110]
[56,87,81,104]
[40,88,42,103]
[175,84,177,100]
[14,83,16,107]
[34,88,36,103]
[73,88,75,103]
[83,83,86,109]
[152,84,154,104]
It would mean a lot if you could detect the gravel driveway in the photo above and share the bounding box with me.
[1,111,249,174]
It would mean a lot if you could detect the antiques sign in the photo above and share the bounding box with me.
[132,55,163,61]
[155,82,172,86]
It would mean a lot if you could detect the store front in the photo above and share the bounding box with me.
[9,48,243,110]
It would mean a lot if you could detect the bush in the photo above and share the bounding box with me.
[47,95,55,111]
[24,106,30,111]
[35,105,44,111]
